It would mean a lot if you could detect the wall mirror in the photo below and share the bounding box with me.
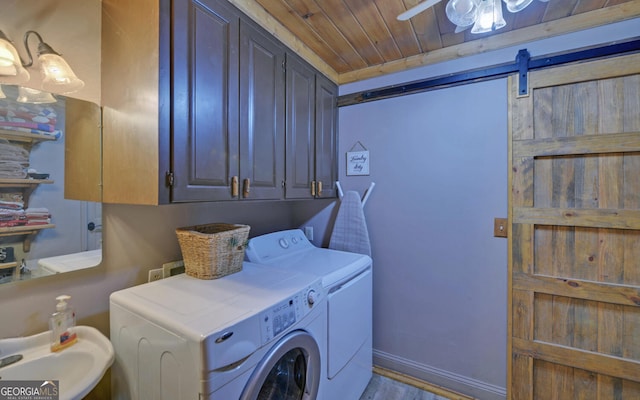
[0,0,102,285]
[0,85,102,284]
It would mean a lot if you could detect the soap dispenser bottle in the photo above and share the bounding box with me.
[49,295,77,352]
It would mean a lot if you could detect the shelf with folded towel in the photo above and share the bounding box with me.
[0,181,55,253]
[0,128,57,253]
[0,129,58,147]
[0,178,54,187]
[0,179,53,210]
[0,224,56,252]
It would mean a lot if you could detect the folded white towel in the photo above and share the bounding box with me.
[0,161,28,178]
[0,140,29,162]
[329,190,371,256]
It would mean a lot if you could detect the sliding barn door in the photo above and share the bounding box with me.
[508,52,640,399]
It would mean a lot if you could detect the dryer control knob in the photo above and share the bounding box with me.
[307,290,318,306]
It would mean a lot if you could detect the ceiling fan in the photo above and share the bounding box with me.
[398,0,549,35]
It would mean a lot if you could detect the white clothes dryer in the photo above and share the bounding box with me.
[109,262,327,400]
[245,229,373,400]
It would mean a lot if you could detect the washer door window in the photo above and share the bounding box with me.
[241,331,321,400]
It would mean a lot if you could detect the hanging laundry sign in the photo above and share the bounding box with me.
[346,142,369,176]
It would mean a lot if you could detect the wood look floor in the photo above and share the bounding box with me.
[359,374,450,400]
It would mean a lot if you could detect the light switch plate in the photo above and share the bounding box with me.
[304,226,314,241]
[162,260,185,278]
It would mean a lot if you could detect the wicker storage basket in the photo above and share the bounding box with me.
[175,223,250,279]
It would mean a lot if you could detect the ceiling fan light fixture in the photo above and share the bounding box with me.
[503,0,534,13]
[445,0,479,28]
[471,0,506,34]
[398,0,546,35]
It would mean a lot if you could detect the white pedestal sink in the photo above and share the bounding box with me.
[0,326,114,400]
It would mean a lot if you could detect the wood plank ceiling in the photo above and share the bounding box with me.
[245,0,640,84]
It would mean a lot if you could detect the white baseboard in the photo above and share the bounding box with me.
[373,349,507,400]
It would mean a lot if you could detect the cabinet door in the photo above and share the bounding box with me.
[171,0,240,202]
[65,98,102,202]
[285,54,315,199]
[239,22,285,200]
[314,74,338,199]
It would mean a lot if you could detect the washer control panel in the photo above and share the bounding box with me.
[260,280,323,343]
[245,229,313,263]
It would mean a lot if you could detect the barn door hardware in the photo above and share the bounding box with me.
[338,38,640,106]
[516,49,530,97]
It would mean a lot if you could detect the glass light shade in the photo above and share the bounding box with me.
[0,37,20,70]
[471,0,506,34]
[38,53,84,94]
[503,0,534,13]
[446,0,479,28]
[16,86,56,104]
[0,38,30,84]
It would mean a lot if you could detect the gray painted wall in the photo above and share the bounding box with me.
[336,19,640,399]
[339,79,508,399]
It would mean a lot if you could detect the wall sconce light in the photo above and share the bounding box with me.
[0,31,30,84]
[0,29,84,94]
[16,86,56,104]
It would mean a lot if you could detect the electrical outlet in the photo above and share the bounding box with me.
[148,268,164,282]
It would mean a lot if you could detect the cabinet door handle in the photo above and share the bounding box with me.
[231,176,239,197]
[317,181,323,196]
[243,178,251,198]
[311,181,316,197]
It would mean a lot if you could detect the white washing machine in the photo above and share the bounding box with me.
[245,229,373,400]
[109,262,327,400]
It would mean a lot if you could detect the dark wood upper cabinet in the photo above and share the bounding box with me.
[314,73,338,199]
[171,0,240,202]
[285,54,315,199]
[285,54,338,199]
[172,0,286,202]
[239,21,285,201]
[102,0,337,204]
